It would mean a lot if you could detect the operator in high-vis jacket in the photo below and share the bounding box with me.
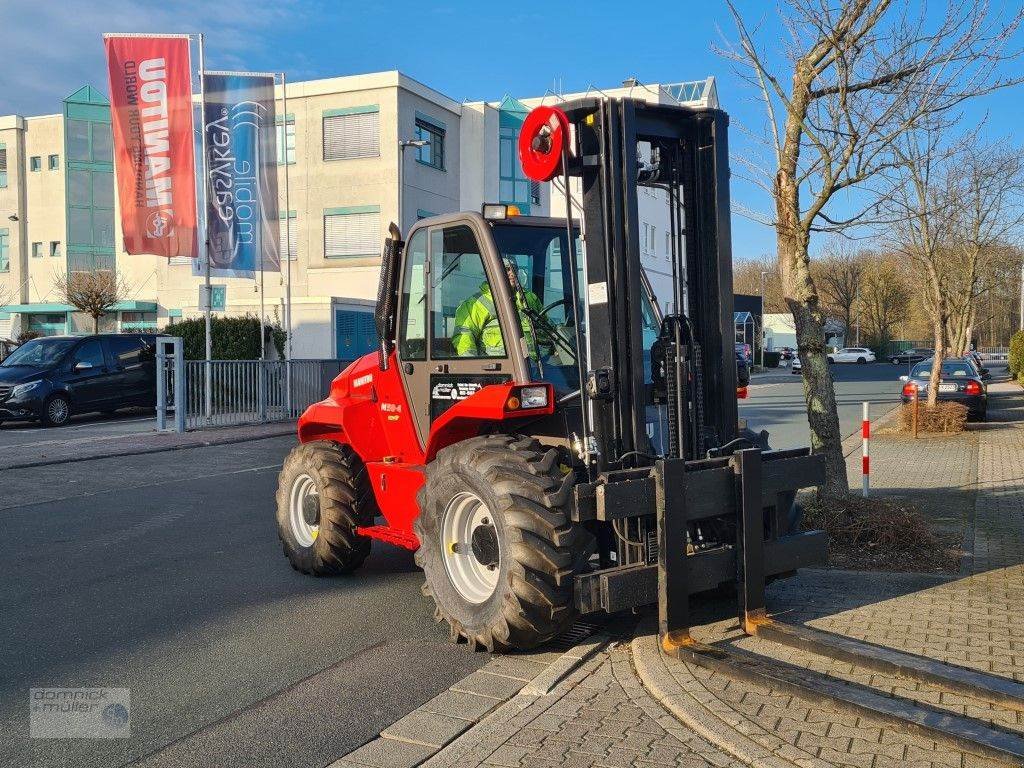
[452,258,549,358]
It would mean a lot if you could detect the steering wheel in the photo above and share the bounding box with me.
[540,297,571,323]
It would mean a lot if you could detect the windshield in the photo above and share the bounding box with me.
[910,361,973,379]
[0,337,77,368]
[490,224,584,394]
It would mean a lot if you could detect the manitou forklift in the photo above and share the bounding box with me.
[276,98,1024,762]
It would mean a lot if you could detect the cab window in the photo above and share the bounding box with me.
[398,229,427,360]
[430,225,505,359]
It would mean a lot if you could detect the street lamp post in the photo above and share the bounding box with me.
[759,270,768,368]
[398,139,429,233]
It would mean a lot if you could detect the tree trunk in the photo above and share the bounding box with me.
[777,231,849,497]
[926,299,946,407]
[93,315,99,334]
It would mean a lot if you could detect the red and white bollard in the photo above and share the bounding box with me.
[861,401,870,498]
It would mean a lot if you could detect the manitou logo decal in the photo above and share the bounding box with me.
[353,374,374,388]
[133,58,176,223]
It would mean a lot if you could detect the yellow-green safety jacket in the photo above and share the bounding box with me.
[453,283,545,357]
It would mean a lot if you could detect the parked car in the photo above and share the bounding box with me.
[735,342,751,361]
[0,334,157,427]
[776,346,795,361]
[791,356,802,374]
[736,352,750,387]
[965,351,991,380]
[900,357,987,420]
[889,347,933,366]
[828,347,876,364]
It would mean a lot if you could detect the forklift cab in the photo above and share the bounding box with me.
[391,205,660,451]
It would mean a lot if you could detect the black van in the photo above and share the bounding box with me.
[0,334,158,427]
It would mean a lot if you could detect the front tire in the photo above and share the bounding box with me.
[275,442,373,575]
[42,394,70,427]
[827,356,835,364]
[415,435,595,652]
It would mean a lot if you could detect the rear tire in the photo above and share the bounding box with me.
[857,357,866,364]
[415,435,596,652]
[827,356,835,364]
[275,442,373,575]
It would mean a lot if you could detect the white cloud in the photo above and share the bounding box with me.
[0,0,302,116]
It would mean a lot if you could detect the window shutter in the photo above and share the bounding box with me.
[323,112,379,160]
[0,147,6,172]
[324,211,380,258]
[279,218,298,260]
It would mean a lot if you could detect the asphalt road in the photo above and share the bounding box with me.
[741,361,906,449]
[0,436,488,768]
[0,408,155,447]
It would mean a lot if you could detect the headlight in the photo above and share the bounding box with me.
[11,380,42,398]
[518,386,549,409]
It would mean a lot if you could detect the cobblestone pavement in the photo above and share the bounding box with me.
[632,385,1024,768]
[420,643,742,768]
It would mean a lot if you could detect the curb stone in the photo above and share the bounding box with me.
[330,634,612,768]
[629,629,829,768]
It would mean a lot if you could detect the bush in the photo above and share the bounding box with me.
[1009,330,1024,377]
[16,330,41,344]
[895,401,968,434]
[163,315,286,361]
[762,350,781,368]
[802,495,959,573]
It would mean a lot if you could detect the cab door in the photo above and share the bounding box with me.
[395,218,522,448]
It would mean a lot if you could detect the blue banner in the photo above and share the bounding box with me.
[203,73,280,276]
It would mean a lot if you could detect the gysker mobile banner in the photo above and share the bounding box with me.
[203,73,280,276]
[104,35,198,258]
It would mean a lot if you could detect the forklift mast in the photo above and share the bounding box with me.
[552,97,738,469]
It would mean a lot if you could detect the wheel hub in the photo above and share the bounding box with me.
[289,474,320,547]
[440,492,501,604]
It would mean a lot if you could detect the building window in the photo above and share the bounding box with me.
[279,215,298,261]
[324,207,381,259]
[323,107,379,161]
[0,229,9,272]
[276,117,296,165]
[30,156,41,172]
[0,144,7,188]
[50,241,61,257]
[665,231,670,255]
[32,242,42,258]
[48,154,59,170]
[414,115,445,170]
[120,311,158,330]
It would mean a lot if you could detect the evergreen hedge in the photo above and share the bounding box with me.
[163,315,286,360]
[1010,330,1024,378]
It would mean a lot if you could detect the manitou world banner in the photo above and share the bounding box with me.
[104,34,198,258]
[203,72,280,276]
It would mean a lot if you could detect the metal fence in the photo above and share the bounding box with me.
[183,359,351,430]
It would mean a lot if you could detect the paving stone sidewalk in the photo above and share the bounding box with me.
[631,383,1024,768]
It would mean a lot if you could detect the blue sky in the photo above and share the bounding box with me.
[2,0,1021,261]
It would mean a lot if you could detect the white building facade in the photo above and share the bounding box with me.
[0,72,716,357]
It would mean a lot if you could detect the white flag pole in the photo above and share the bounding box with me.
[282,71,292,362]
[197,33,213,424]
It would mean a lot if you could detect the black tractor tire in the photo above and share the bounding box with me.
[415,435,596,652]
[41,394,71,427]
[275,441,373,576]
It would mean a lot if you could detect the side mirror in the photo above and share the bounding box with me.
[74,361,93,372]
[899,375,909,382]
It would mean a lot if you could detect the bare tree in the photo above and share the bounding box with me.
[733,257,787,312]
[860,252,911,350]
[720,0,1021,495]
[946,145,1024,355]
[814,243,863,344]
[54,270,129,334]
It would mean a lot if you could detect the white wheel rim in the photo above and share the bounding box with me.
[440,492,500,604]
[289,473,319,547]
[48,398,68,423]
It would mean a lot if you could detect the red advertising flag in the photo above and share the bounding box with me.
[104,35,198,258]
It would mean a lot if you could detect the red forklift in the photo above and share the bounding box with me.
[274,98,1024,762]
